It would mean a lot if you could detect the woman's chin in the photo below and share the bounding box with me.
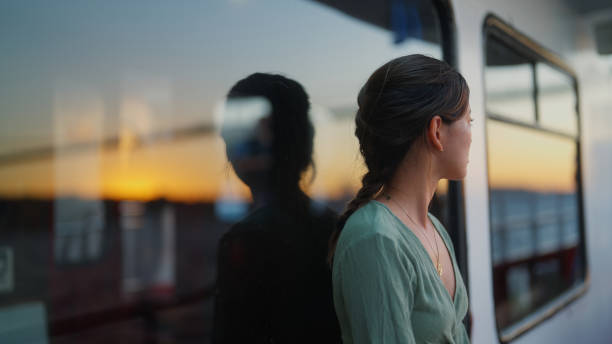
[446,169,468,181]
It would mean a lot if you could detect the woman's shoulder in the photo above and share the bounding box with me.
[334,201,405,259]
[332,201,419,283]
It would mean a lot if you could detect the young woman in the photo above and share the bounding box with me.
[329,54,472,344]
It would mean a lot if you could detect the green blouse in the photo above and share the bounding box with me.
[332,201,470,344]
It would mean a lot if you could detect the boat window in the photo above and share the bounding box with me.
[484,15,587,342]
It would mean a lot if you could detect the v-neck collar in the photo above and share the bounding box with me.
[372,200,458,306]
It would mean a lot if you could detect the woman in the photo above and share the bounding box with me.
[329,54,472,344]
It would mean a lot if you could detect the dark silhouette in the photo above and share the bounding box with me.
[212,73,341,344]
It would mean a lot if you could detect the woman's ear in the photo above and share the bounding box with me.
[427,115,444,152]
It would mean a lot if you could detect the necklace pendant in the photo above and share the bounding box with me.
[437,262,443,276]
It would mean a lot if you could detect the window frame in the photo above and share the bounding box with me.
[483,14,589,343]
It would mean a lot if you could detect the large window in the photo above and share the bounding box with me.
[0,1,458,342]
[484,15,587,342]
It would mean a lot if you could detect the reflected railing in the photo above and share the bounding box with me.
[490,189,582,329]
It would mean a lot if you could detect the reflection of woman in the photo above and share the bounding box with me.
[213,73,341,343]
[329,55,472,344]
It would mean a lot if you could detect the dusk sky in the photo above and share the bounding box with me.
[0,0,577,201]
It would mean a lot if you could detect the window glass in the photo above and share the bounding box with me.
[537,62,578,136]
[485,38,535,123]
[0,0,448,341]
[487,106,585,330]
[485,23,586,336]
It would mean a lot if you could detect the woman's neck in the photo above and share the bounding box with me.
[380,150,440,227]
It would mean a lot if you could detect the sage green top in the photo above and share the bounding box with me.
[332,201,470,344]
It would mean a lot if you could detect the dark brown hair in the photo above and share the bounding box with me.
[328,54,469,264]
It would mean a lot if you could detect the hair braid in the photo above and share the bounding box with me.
[327,169,383,265]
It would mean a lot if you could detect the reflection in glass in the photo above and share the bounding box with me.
[0,302,48,343]
[487,121,585,329]
[213,74,340,343]
[53,86,105,265]
[120,201,176,296]
[537,63,577,135]
[485,38,535,123]
[0,247,14,293]
[0,0,448,342]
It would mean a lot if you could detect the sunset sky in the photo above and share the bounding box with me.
[0,0,579,202]
[0,112,578,201]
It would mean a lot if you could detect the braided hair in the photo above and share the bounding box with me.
[328,54,469,264]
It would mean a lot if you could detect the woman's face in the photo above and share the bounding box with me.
[440,103,472,180]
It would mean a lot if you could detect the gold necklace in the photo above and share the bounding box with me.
[385,193,443,276]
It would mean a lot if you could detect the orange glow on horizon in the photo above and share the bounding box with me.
[0,118,579,202]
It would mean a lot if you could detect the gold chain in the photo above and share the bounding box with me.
[385,192,443,276]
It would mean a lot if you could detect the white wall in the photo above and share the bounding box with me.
[453,0,612,342]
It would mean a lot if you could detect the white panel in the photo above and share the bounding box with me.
[0,302,48,344]
[455,0,612,343]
